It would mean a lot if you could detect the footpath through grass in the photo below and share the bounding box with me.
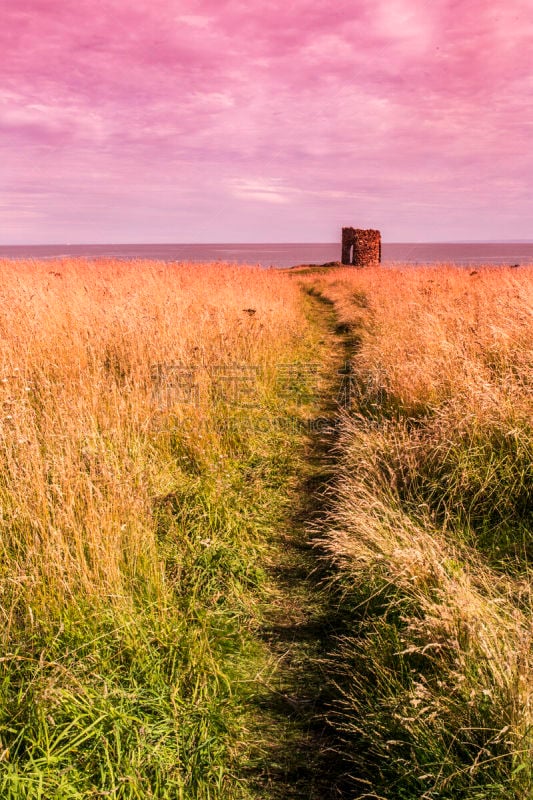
[239,284,357,799]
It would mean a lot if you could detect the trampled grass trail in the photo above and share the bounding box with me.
[240,284,358,799]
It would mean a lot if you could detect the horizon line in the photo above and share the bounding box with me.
[2,239,533,247]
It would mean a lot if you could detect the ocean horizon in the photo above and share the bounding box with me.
[1,242,533,268]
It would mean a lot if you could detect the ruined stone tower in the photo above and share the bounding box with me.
[342,228,381,266]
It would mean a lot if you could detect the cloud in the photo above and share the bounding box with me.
[0,0,532,242]
[229,178,293,204]
[176,14,213,28]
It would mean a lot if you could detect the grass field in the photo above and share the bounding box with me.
[0,258,327,799]
[0,258,532,798]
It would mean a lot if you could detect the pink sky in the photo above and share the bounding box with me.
[1,0,532,243]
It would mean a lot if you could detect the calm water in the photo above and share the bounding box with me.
[1,242,533,268]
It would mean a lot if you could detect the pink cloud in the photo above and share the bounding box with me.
[0,0,532,243]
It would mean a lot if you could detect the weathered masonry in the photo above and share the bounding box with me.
[342,228,381,266]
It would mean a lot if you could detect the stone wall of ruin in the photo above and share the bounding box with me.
[342,228,381,266]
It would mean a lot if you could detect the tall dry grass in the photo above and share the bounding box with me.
[0,258,304,610]
[303,265,533,797]
[0,258,314,798]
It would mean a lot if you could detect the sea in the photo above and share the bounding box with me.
[1,242,532,268]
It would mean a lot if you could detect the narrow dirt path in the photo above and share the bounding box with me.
[244,285,360,799]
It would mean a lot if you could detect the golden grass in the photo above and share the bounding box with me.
[0,257,323,799]
[301,265,533,796]
[0,258,307,619]
[314,264,533,413]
